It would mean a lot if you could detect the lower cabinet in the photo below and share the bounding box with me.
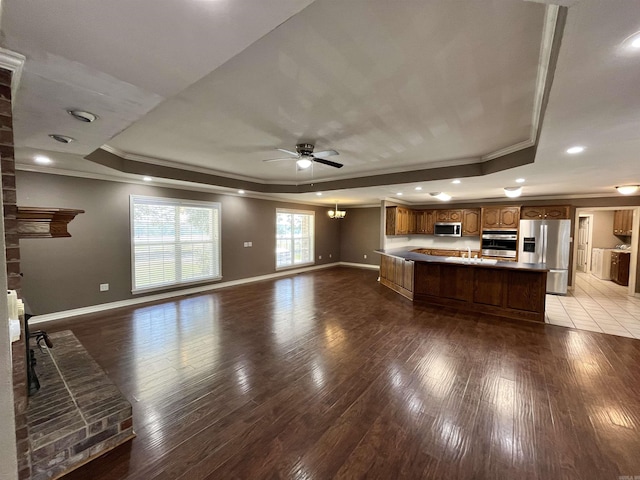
[379,255,414,300]
[412,262,546,323]
[610,252,630,286]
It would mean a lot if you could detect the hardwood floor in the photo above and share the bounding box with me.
[45,266,640,479]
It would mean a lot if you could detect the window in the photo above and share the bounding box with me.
[276,209,314,269]
[130,195,221,292]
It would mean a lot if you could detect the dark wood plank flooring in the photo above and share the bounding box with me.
[45,266,640,480]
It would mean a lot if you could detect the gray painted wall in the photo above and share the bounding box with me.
[589,211,619,248]
[16,172,340,314]
[339,207,380,265]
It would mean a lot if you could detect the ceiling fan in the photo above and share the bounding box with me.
[263,143,343,169]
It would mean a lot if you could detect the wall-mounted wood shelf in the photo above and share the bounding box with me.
[17,207,84,238]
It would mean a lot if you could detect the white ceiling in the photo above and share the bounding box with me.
[2,0,640,206]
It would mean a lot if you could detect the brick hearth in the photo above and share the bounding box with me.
[27,331,134,480]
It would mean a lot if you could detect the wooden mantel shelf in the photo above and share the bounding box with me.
[17,207,84,239]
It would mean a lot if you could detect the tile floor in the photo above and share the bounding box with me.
[545,271,640,339]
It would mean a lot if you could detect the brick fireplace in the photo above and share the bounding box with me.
[1,65,31,480]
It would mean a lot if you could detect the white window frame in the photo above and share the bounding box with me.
[130,195,222,293]
[276,208,315,270]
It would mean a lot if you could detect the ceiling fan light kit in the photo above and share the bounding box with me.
[265,143,343,169]
[296,157,312,169]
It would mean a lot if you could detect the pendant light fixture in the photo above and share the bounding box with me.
[328,202,346,219]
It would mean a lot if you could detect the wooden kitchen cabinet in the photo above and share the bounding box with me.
[431,249,460,257]
[386,206,411,235]
[425,210,435,234]
[521,205,570,220]
[462,209,480,236]
[414,210,425,234]
[408,209,418,234]
[435,209,462,222]
[379,254,414,299]
[610,251,630,286]
[481,206,520,229]
[613,210,633,236]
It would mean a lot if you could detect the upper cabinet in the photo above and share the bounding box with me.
[481,206,520,229]
[521,205,570,220]
[435,209,462,222]
[613,210,633,236]
[462,209,480,236]
[414,210,435,234]
[386,206,411,235]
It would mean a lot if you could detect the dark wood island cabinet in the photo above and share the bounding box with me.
[378,249,548,323]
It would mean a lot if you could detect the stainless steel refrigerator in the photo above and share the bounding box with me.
[519,219,572,294]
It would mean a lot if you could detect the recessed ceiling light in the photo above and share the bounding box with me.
[566,146,585,154]
[34,155,51,165]
[415,186,422,191]
[67,109,98,123]
[396,192,403,196]
[49,134,75,144]
[238,190,245,194]
[452,179,461,184]
[430,192,451,201]
[142,176,152,182]
[516,178,525,183]
[632,37,640,48]
[504,186,523,198]
[316,192,322,196]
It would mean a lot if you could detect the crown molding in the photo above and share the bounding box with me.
[100,144,273,185]
[0,47,26,102]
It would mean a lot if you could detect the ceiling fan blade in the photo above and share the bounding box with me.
[276,148,299,157]
[313,157,343,168]
[263,157,294,163]
[312,149,339,158]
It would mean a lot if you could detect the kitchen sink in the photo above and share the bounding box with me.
[444,257,498,265]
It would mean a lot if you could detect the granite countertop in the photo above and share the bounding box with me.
[376,248,548,272]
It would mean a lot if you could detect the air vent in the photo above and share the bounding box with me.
[67,110,98,123]
[49,134,75,144]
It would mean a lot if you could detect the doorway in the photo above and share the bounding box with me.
[572,207,638,297]
[577,214,592,273]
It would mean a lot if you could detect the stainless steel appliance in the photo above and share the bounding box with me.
[434,222,462,237]
[481,230,518,258]
[519,219,571,294]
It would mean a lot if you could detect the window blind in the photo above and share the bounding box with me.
[131,195,221,292]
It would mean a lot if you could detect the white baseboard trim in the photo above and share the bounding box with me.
[29,262,377,325]
[338,261,380,270]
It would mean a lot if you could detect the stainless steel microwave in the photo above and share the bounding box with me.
[434,222,462,237]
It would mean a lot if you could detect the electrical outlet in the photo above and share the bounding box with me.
[243,241,253,247]
[99,283,109,292]
[363,254,367,259]
[329,254,332,258]
[318,255,322,260]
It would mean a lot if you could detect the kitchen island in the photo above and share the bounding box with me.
[378,248,548,323]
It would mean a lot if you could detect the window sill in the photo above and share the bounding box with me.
[275,262,315,271]
[132,276,223,295]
